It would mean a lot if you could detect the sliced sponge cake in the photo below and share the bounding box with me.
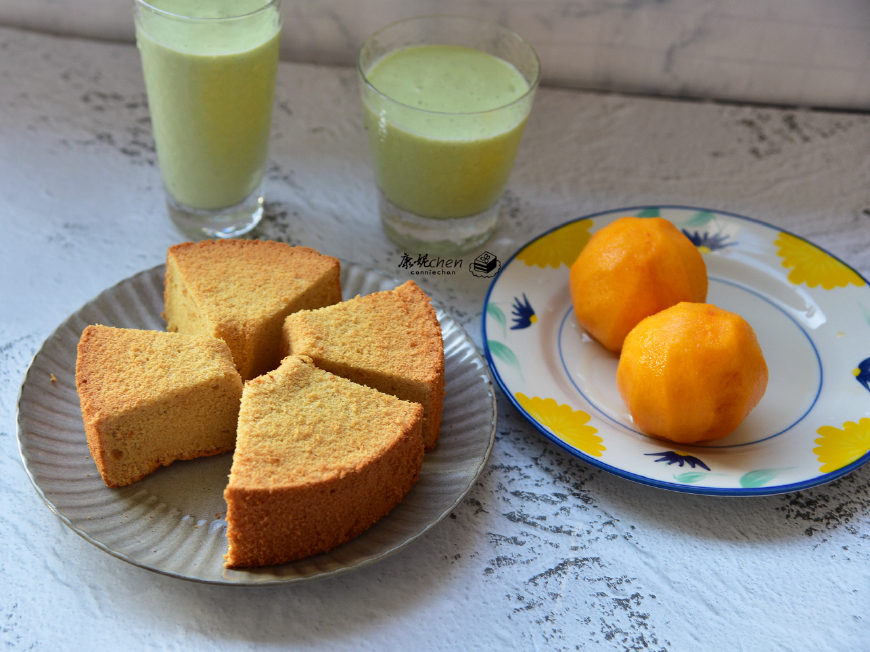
[164,240,342,381]
[224,355,423,568]
[281,280,444,450]
[75,325,243,488]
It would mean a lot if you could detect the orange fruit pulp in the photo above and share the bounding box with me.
[569,216,707,353]
[616,302,768,444]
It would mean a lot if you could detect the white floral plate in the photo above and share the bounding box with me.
[18,261,496,584]
[482,206,870,495]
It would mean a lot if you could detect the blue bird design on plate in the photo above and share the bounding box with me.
[511,294,537,329]
[681,229,734,252]
[855,357,870,392]
[646,450,710,471]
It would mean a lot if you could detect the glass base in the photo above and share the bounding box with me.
[167,183,264,240]
[378,190,499,255]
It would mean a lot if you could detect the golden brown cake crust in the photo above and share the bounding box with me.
[223,355,423,568]
[75,325,243,488]
[281,280,445,450]
[164,240,342,381]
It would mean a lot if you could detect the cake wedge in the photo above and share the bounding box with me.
[224,355,423,568]
[280,280,444,450]
[164,240,342,381]
[75,325,243,488]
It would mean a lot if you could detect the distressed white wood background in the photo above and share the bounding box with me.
[1,0,870,109]
[2,23,869,651]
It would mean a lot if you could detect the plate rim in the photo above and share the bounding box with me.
[481,204,870,496]
[17,260,498,585]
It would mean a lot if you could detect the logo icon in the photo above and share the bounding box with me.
[469,251,501,278]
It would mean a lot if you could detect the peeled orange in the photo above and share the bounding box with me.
[616,302,768,444]
[569,217,707,352]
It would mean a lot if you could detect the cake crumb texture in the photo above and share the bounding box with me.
[224,355,423,568]
[75,325,243,488]
[164,240,342,381]
[281,280,444,450]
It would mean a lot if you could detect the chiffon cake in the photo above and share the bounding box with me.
[280,280,445,450]
[164,240,342,381]
[224,355,423,568]
[75,325,243,488]
[76,243,446,568]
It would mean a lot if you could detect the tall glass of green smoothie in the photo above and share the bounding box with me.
[134,0,281,239]
[358,16,540,254]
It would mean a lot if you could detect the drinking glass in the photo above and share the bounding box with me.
[134,0,282,239]
[359,16,540,254]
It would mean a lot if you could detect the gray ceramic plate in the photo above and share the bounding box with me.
[17,261,497,585]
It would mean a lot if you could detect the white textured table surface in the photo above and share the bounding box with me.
[2,26,870,652]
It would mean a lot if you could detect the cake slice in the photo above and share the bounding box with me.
[280,280,444,450]
[75,325,243,488]
[164,240,342,381]
[224,355,423,568]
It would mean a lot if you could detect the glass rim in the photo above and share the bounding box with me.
[133,0,280,22]
[357,14,541,117]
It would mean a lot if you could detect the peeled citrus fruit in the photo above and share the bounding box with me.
[569,216,707,352]
[616,302,768,444]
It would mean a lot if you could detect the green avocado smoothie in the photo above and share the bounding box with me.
[362,44,532,220]
[136,0,280,210]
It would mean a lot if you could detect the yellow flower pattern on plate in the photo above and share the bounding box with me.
[775,232,864,289]
[515,393,605,457]
[516,219,593,268]
[814,418,870,472]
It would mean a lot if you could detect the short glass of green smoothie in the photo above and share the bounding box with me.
[358,16,540,255]
[134,0,281,239]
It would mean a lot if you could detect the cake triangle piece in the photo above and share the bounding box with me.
[224,355,423,568]
[280,280,445,450]
[164,240,342,381]
[75,325,243,488]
